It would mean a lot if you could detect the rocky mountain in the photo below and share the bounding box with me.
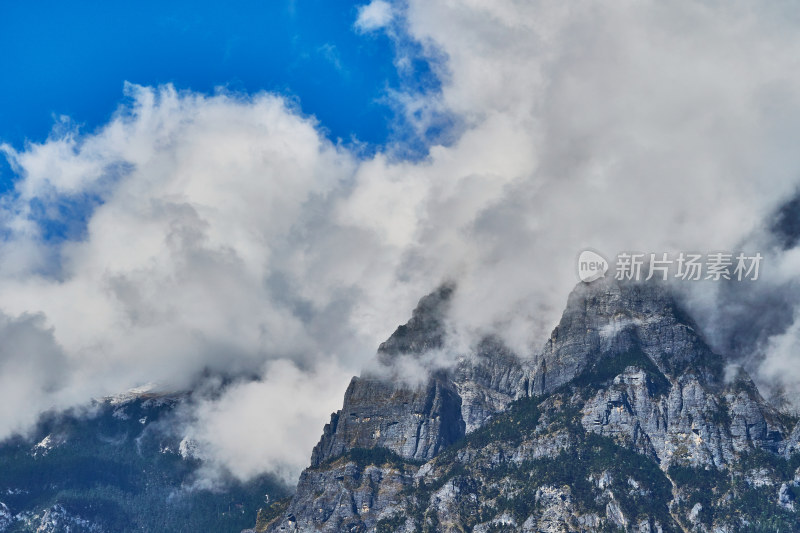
[257,278,800,533]
[0,392,288,532]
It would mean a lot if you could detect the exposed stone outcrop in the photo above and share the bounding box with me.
[310,374,465,466]
[581,367,786,469]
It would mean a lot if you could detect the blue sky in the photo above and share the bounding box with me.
[0,0,437,189]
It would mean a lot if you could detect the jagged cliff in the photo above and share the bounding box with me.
[256,279,800,533]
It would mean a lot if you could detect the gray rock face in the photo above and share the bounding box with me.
[525,278,722,398]
[580,368,786,469]
[261,280,800,532]
[453,338,528,432]
[782,420,800,457]
[272,459,417,533]
[377,283,454,361]
[310,375,465,466]
[779,482,796,510]
[310,284,466,467]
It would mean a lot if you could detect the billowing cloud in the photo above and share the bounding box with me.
[3,0,800,481]
[183,359,352,484]
[0,84,437,480]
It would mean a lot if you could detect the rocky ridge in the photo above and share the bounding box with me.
[259,278,800,532]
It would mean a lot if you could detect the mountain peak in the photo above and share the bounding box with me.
[260,280,800,533]
[539,278,723,389]
[377,282,455,361]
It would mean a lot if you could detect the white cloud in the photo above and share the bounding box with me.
[0,83,436,480]
[0,312,71,438]
[184,359,352,482]
[761,316,800,402]
[354,0,394,33]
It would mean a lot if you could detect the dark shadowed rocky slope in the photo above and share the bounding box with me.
[0,394,288,532]
[257,279,800,533]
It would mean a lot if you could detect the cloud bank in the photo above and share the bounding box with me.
[3,0,800,480]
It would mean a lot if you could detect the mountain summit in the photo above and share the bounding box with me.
[257,279,800,532]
